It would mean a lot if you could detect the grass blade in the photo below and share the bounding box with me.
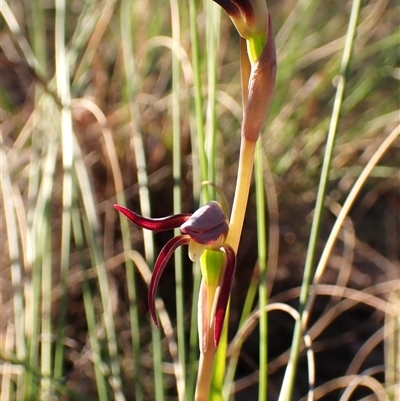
[278,1,363,399]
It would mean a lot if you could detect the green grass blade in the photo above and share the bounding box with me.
[0,141,26,362]
[29,0,47,76]
[35,133,58,396]
[205,0,220,195]
[170,0,187,397]
[73,138,125,400]
[255,140,268,401]
[120,0,162,398]
[278,1,363,399]
[0,350,99,401]
[82,98,144,400]
[223,268,259,399]
[187,0,207,390]
[55,0,74,386]
[71,0,117,90]
[0,0,40,72]
[188,0,208,201]
[71,204,110,401]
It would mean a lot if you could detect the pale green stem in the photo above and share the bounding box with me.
[68,0,100,85]
[73,141,125,400]
[255,141,268,401]
[120,0,162,398]
[116,3,143,400]
[24,129,40,401]
[40,215,52,399]
[199,4,222,398]
[0,0,40,72]
[0,141,26,362]
[223,138,258,399]
[170,0,186,395]
[226,139,257,252]
[207,138,257,401]
[187,0,206,397]
[223,268,259,398]
[35,136,57,395]
[84,95,144,400]
[195,346,216,401]
[30,0,47,76]
[71,203,109,401]
[188,265,202,400]
[278,1,362,399]
[71,0,116,90]
[188,0,208,201]
[206,0,221,197]
[55,0,74,392]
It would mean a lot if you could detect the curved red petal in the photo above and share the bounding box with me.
[214,244,237,347]
[114,204,191,231]
[148,235,191,328]
[231,0,254,22]
[212,0,240,18]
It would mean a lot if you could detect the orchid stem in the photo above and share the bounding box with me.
[227,138,257,252]
[195,345,216,401]
[206,138,256,400]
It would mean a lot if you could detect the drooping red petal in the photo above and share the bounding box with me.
[214,244,237,347]
[148,235,191,328]
[114,204,191,231]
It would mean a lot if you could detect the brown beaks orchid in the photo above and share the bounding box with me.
[114,201,236,348]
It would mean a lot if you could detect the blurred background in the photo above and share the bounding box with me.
[1,0,399,400]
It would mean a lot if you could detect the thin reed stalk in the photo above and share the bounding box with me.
[255,140,268,401]
[71,203,110,401]
[54,0,74,390]
[278,1,363,399]
[120,0,163,398]
[170,0,187,396]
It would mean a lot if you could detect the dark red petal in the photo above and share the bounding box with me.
[212,0,240,18]
[148,235,191,328]
[214,245,237,347]
[114,204,191,231]
[213,0,254,24]
[231,0,254,24]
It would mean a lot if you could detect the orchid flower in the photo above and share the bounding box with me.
[114,201,236,348]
